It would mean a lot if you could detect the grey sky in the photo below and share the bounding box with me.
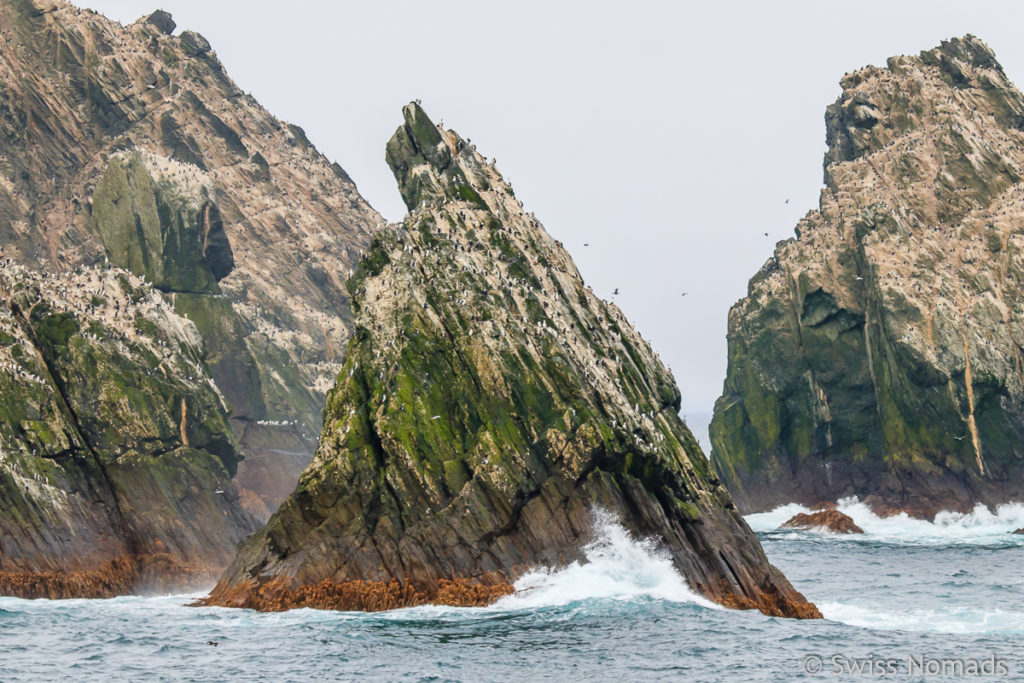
[82,0,1024,445]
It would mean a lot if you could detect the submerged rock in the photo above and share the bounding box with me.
[204,104,820,619]
[781,511,864,534]
[711,35,1024,519]
[0,261,256,597]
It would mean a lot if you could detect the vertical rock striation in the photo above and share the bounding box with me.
[205,104,819,619]
[711,36,1024,518]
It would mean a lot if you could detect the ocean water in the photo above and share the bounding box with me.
[2,500,1023,682]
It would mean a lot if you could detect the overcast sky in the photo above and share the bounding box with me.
[83,0,1024,445]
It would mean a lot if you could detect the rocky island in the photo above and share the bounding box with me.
[1,0,820,614]
[0,0,386,595]
[204,104,820,619]
[0,0,381,521]
[711,36,1024,519]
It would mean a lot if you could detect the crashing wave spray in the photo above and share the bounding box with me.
[491,509,715,610]
[745,498,1024,633]
[746,497,1024,545]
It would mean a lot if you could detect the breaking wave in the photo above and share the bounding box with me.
[746,497,1024,545]
[491,509,714,610]
[4,504,1024,678]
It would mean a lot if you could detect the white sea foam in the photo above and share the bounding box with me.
[820,602,1024,634]
[490,509,715,610]
[4,509,714,626]
[745,497,1024,544]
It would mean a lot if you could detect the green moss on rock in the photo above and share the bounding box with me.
[93,152,233,293]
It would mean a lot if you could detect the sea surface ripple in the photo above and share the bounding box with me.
[2,501,1023,681]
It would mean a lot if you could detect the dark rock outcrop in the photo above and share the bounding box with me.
[0,0,381,519]
[142,9,175,35]
[781,511,864,534]
[178,30,211,58]
[92,152,233,293]
[204,104,820,619]
[710,35,1024,519]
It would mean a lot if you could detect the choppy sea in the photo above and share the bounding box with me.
[2,499,1023,681]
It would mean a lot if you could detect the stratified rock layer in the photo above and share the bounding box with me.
[711,36,1024,518]
[205,104,819,619]
[0,0,381,517]
[0,259,256,596]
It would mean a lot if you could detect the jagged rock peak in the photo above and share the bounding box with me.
[141,9,175,35]
[204,104,819,619]
[824,34,1023,179]
[179,30,211,57]
[385,102,497,212]
[711,35,1024,518]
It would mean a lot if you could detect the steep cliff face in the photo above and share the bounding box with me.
[0,258,256,597]
[205,104,819,619]
[711,36,1024,518]
[0,0,381,517]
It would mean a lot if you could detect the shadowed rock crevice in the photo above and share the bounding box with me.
[200,201,234,281]
[93,151,234,294]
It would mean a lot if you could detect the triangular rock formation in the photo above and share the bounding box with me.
[205,104,819,618]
